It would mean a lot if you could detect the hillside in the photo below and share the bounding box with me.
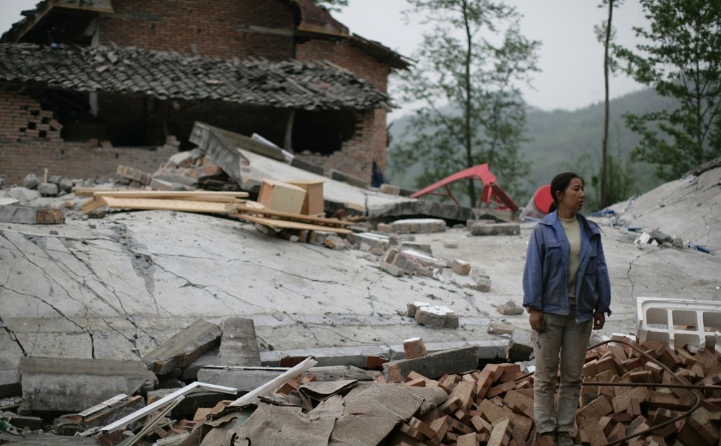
[387,88,678,209]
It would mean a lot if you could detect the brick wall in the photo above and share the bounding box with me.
[0,88,62,142]
[295,108,388,183]
[99,0,295,60]
[0,141,177,186]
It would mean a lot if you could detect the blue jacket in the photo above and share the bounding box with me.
[522,210,612,323]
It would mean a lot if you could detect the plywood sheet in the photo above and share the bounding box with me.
[233,214,352,234]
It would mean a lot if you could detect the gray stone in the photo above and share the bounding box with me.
[8,187,40,202]
[497,300,524,316]
[19,357,155,413]
[38,182,59,197]
[142,320,221,375]
[0,205,64,224]
[23,173,40,190]
[49,175,63,185]
[383,345,479,382]
[217,318,261,367]
[470,222,521,236]
[58,178,74,193]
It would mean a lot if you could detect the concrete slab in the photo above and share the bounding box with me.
[142,320,221,375]
[217,318,261,366]
[19,357,155,413]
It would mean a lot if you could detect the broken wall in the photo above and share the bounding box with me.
[0,88,62,143]
[0,140,177,185]
[99,0,295,60]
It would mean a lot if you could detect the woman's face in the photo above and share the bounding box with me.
[558,177,585,211]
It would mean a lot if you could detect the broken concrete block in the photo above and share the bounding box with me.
[48,175,62,185]
[383,345,479,382]
[324,235,349,250]
[390,218,447,234]
[168,151,194,167]
[469,268,492,292]
[489,322,514,336]
[218,318,261,367]
[377,223,392,233]
[0,205,64,224]
[38,182,59,197]
[0,370,20,398]
[19,357,155,413]
[403,338,427,359]
[117,165,152,185]
[401,241,433,256]
[380,262,405,277]
[508,327,534,362]
[23,173,40,190]
[415,305,457,329]
[380,184,401,195]
[406,301,429,318]
[349,233,390,251]
[58,178,74,193]
[8,187,40,202]
[181,349,218,381]
[142,320,222,375]
[451,259,472,276]
[470,222,521,236]
[497,300,524,316]
[309,231,334,246]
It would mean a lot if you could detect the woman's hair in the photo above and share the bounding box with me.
[547,172,583,213]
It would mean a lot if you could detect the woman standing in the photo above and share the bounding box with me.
[522,172,612,446]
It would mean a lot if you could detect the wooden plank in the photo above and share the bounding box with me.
[101,197,230,214]
[230,204,351,227]
[82,198,107,214]
[93,191,249,199]
[234,214,352,234]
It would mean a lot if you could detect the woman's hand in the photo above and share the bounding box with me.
[529,309,545,332]
[593,311,605,330]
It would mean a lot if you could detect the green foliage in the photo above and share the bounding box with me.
[309,0,348,12]
[614,0,721,180]
[390,0,540,207]
[388,88,676,207]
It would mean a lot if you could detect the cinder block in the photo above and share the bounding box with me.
[470,222,521,236]
[636,297,721,351]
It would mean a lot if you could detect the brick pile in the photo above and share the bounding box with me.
[0,88,62,142]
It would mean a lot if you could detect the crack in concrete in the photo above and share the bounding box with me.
[284,313,323,346]
[228,258,341,285]
[0,315,27,356]
[365,274,385,316]
[626,250,652,304]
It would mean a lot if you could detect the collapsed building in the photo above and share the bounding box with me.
[0,0,410,186]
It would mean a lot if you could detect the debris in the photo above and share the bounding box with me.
[470,222,521,236]
[470,268,492,292]
[450,259,472,276]
[217,318,261,367]
[489,322,514,336]
[116,165,152,186]
[198,365,375,392]
[229,356,317,407]
[0,205,64,224]
[58,177,74,193]
[38,182,58,197]
[386,218,447,234]
[383,345,479,382]
[329,169,368,188]
[507,327,534,362]
[380,262,405,277]
[56,394,145,432]
[100,382,236,434]
[496,300,524,316]
[403,338,428,359]
[415,305,458,329]
[22,173,39,190]
[7,187,40,202]
[258,179,307,214]
[142,320,222,375]
[381,184,401,195]
[19,357,156,413]
[400,241,433,255]
[284,179,325,216]
[349,232,390,251]
[324,235,349,250]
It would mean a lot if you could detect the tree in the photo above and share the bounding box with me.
[309,0,348,12]
[594,0,623,208]
[614,0,721,180]
[390,0,540,206]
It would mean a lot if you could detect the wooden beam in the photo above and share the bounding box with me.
[230,204,350,227]
[100,197,230,214]
[232,213,352,234]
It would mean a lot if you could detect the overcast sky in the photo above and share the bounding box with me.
[0,0,649,119]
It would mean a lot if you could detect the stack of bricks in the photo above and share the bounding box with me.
[383,338,721,446]
[0,89,62,142]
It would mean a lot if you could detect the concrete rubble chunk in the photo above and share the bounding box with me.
[38,182,59,197]
[470,268,492,292]
[198,365,374,392]
[56,394,145,431]
[389,218,447,234]
[406,301,429,318]
[451,259,472,276]
[349,232,389,251]
[383,345,479,382]
[380,262,405,277]
[415,304,458,329]
[168,151,194,168]
[400,241,433,256]
[471,222,521,236]
[497,300,524,315]
[0,205,64,224]
[0,369,20,398]
[217,318,261,367]
[403,338,428,359]
[23,173,40,190]
[142,319,222,375]
[8,187,40,202]
[324,235,349,250]
[58,178,74,193]
[19,357,156,413]
[508,327,534,362]
[49,175,63,185]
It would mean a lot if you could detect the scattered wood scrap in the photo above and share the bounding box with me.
[228,204,351,228]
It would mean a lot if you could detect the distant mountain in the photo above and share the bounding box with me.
[387,88,678,207]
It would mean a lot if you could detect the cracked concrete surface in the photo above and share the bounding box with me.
[0,165,720,370]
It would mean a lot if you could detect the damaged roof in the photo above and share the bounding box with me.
[0,43,391,110]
